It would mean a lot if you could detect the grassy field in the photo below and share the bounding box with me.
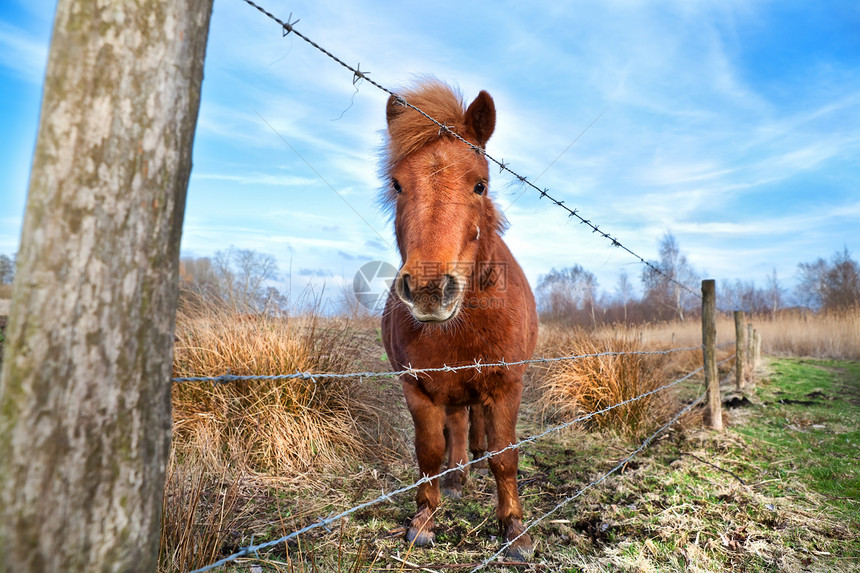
[158,308,860,573]
[2,305,855,571]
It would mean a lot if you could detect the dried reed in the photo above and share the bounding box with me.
[171,305,387,478]
[536,328,680,438]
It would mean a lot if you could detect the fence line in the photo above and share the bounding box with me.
[238,0,701,300]
[172,345,703,384]
[186,354,737,573]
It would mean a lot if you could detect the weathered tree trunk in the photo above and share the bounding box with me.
[0,1,212,571]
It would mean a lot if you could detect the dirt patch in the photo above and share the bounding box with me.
[831,364,860,407]
[724,395,752,409]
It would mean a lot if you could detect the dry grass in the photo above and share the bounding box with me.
[159,448,250,572]
[535,327,685,438]
[161,304,409,572]
[620,308,860,361]
[171,305,391,478]
[754,308,860,360]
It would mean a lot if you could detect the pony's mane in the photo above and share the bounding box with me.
[382,80,471,174]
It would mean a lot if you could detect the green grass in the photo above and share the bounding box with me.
[733,359,860,520]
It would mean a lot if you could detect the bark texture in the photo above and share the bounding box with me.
[0,1,213,571]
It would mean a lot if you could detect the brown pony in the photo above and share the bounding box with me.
[381,80,538,559]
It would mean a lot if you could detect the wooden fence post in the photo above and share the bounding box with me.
[702,280,722,430]
[746,323,755,382]
[753,329,762,369]
[734,311,746,391]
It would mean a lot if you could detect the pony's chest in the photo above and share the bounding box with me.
[417,371,484,407]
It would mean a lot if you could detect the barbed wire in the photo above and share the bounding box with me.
[186,359,713,573]
[238,0,702,300]
[172,345,703,384]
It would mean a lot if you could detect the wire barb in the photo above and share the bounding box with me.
[281,13,299,36]
[352,62,369,85]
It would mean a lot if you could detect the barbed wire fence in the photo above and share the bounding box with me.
[172,2,764,571]
[184,352,736,573]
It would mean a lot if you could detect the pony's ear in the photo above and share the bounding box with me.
[464,90,496,147]
[386,94,406,127]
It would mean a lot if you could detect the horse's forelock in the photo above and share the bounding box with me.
[383,81,467,165]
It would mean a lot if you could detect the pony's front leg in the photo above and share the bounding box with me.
[402,379,446,547]
[442,406,469,498]
[485,380,533,561]
[468,404,488,468]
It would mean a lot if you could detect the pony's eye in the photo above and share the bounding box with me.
[474,181,486,195]
[392,179,403,194]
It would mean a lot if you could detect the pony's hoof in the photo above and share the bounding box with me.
[406,506,435,547]
[503,519,533,562]
[504,536,534,561]
[441,472,465,499]
[406,527,435,547]
[441,485,463,499]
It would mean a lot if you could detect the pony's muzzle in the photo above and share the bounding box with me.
[395,271,464,323]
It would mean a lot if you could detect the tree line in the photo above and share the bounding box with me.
[536,233,860,327]
[2,235,858,323]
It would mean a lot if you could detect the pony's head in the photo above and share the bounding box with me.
[382,81,505,323]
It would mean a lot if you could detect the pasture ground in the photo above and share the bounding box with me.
[177,356,859,573]
[2,312,857,571]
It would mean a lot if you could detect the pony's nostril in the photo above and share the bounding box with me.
[399,274,413,304]
[442,274,460,306]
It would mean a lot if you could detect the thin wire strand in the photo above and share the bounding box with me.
[186,363,708,573]
[238,0,701,300]
[172,345,703,384]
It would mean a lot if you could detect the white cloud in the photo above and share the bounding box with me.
[191,172,317,187]
[0,21,48,83]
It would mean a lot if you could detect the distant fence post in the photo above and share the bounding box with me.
[746,323,753,365]
[753,329,762,370]
[734,311,746,391]
[702,280,722,430]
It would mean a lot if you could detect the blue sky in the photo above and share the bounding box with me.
[2,0,858,306]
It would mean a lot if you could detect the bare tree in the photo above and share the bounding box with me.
[764,268,784,318]
[0,254,14,285]
[0,1,213,571]
[181,247,280,311]
[616,269,634,324]
[536,265,599,326]
[641,232,699,321]
[822,247,860,311]
[795,257,827,309]
[795,248,860,312]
